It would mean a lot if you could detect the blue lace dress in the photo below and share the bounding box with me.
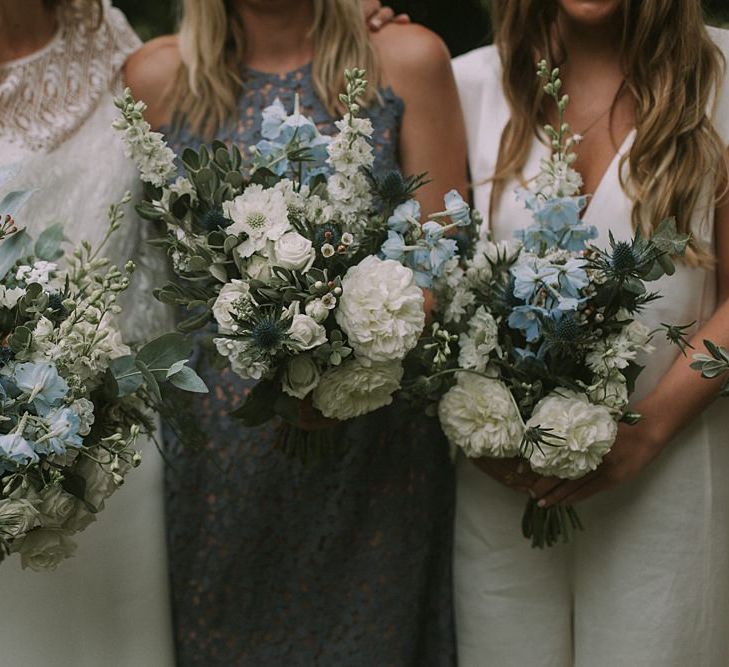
[163,64,456,667]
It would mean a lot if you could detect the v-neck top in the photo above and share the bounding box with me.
[454,26,729,401]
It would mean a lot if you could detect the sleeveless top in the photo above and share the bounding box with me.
[163,64,457,666]
[0,3,175,666]
[453,25,729,400]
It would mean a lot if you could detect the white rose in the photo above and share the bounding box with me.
[527,390,618,479]
[281,355,321,399]
[242,254,271,282]
[312,359,403,420]
[0,498,39,538]
[16,529,77,571]
[212,280,250,334]
[37,485,94,532]
[305,299,330,324]
[73,453,118,511]
[438,373,523,458]
[272,231,316,272]
[458,307,499,372]
[287,314,327,351]
[336,256,425,363]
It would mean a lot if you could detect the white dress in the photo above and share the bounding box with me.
[453,26,729,667]
[0,3,175,666]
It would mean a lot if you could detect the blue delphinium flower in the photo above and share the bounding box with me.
[261,98,288,140]
[508,305,547,342]
[443,189,471,227]
[35,407,83,456]
[511,258,559,301]
[381,230,407,262]
[556,257,589,298]
[422,222,458,278]
[13,362,68,414]
[387,200,420,234]
[0,434,38,472]
[407,247,435,289]
[515,225,559,252]
[559,221,598,252]
[534,196,583,231]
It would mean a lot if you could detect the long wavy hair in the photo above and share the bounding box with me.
[491,0,728,265]
[170,0,381,137]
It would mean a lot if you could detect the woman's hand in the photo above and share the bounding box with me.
[529,420,664,508]
[362,0,410,31]
[296,395,338,432]
[471,456,541,495]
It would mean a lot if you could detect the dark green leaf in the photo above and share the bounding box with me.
[168,365,208,393]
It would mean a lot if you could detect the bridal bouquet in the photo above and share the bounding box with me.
[115,69,468,455]
[0,192,206,569]
[418,62,688,547]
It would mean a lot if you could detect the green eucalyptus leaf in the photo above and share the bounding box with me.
[109,355,144,396]
[136,359,162,402]
[0,229,31,280]
[168,365,208,393]
[137,333,194,376]
[33,223,66,261]
[0,190,34,218]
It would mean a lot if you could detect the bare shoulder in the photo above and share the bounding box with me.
[123,35,182,125]
[370,23,452,90]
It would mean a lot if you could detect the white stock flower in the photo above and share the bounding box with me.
[287,314,327,351]
[336,256,425,363]
[0,285,25,309]
[281,354,321,399]
[527,390,618,479]
[312,359,403,420]
[438,373,523,458]
[223,185,291,257]
[16,529,77,571]
[69,398,95,436]
[212,280,250,334]
[305,299,330,324]
[16,261,57,286]
[458,307,499,372]
[588,371,629,411]
[214,338,270,380]
[443,285,476,324]
[272,231,316,272]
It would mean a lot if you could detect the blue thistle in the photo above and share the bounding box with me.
[251,318,286,351]
[200,208,231,232]
[611,241,639,272]
[554,314,580,341]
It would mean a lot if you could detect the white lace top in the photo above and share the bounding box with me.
[0,0,170,342]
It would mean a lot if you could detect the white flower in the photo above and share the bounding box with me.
[586,322,654,376]
[287,313,327,351]
[341,233,354,246]
[69,398,95,436]
[0,285,25,309]
[16,528,77,571]
[527,390,618,479]
[241,255,272,282]
[212,280,250,334]
[443,285,476,324]
[327,173,356,201]
[223,185,291,257]
[16,261,57,285]
[321,294,337,310]
[37,485,93,532]
[589,371,629,411]
[272,231,315,272]
[281,354,320,399]
[438,373,523,458]
[336,256,425,363]
[321,243,335,258]
[0,498,39,538]
[458,307,499,372]
[305,299,330,323]
[312,359,403,420]
[214,338,270,380]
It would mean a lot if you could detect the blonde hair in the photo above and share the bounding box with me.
[490,0,728,265]
[171,0,381,136]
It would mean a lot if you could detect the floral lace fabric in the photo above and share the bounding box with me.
[0,0,140,157]
[163,64,457,666]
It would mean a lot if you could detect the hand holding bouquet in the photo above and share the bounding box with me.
[419,62,688,547]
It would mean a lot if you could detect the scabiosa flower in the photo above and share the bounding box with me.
[223,185,291,257]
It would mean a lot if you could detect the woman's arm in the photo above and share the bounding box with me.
[372,23,469,214]
[533,171,729,507]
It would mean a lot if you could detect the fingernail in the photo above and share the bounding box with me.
[538,499,546,508]
[370,19,381,29]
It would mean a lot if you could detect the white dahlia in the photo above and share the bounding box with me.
[312,359,403,420]
[526,390,618,479]
[335,256,425,363]
[438,373,523,458]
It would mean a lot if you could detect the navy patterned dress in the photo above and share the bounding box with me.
[163,64,456,667]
